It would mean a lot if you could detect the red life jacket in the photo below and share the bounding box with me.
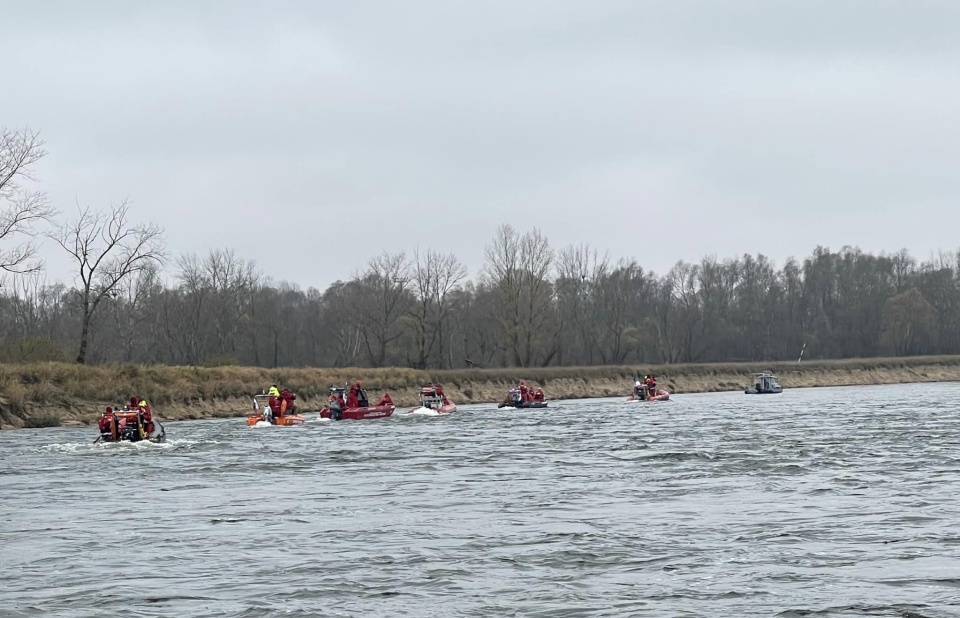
[346,390,359,409]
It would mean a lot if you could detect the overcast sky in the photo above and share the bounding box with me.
[3,0,960,289]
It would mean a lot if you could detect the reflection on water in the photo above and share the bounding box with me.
[2,383,960,617]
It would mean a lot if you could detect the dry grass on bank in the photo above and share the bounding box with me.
[3,355,960,428]
[1,355,959,408]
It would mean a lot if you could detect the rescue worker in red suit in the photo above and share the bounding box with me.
[533,388,545,402]
[518,380,530,402]
[346,382,362,409]
[376,391,393,407]
[434,383,450,405]
[279,389,296,416]
[645,375,657,393]
[99,407,116,439]
[138,399,154,434]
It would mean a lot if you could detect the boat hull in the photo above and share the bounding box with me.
[744,388,783,394]
[498,401,548,409]
[246,414,306,426]
[97,413,165,443]
[627,389,670,402]
[98,434,166,444]
[320,405,395,421]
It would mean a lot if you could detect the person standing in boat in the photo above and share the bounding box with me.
[518,380,530,402]
[645,375,657,393]
[346,382,362,409]
[279,389,296,416]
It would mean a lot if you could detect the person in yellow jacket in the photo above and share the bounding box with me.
[268,385,280,398]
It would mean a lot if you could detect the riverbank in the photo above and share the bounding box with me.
[2,356,960,428]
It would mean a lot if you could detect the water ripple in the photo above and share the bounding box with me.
[2,383,960,616]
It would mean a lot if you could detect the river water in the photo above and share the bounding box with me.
[2,383,960,617]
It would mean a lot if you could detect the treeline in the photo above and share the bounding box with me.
[0,127,953,368]
[0,235,954,369]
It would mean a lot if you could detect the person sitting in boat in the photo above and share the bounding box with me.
[533,387,545,402]
[325,390,343,420]
[137,399,155,434]
[268,384,280,398]
[376,392,393,407]
[99,407,117,439]
[645,375,657,392]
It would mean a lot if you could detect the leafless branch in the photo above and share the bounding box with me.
[0,127,56,273]
[47,199,165,362]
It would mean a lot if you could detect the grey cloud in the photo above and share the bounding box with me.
[3,1,959,286]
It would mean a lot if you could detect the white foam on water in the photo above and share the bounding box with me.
[404,407,440,416]
[251,421,273,428]
[37,437,196,454]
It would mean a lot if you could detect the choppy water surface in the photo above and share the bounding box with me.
[3,383,960,617]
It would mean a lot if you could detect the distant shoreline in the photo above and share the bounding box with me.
[2,356,960,429]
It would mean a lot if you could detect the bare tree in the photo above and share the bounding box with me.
[103,262,162,363]
[49,201,165,363]
[408,248,468,368]
[0,127,56,273]
[350,252,412,367]
[483,225,555,366]
[555,244,609,364]
[890,248,916,294]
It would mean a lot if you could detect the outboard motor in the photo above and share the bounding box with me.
[148,420,166,442]
[119,418,142,442]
